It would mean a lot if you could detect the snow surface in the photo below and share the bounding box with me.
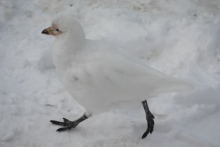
[0,0,220,146]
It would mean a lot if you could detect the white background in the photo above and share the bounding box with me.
[0,0,220,146]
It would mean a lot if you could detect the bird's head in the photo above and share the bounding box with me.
[42,16,85,39]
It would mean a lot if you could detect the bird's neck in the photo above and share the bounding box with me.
[52,32,86,70]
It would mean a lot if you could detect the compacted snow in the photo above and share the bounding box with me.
[1,0,220,147]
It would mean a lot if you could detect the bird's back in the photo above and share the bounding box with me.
[55,40,194,113]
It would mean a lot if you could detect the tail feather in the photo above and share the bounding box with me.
[154,78,196,95]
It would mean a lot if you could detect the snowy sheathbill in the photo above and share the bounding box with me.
[42,16,194,139]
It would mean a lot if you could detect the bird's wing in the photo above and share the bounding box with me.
[81,50,194,101]
[66,44,194,112]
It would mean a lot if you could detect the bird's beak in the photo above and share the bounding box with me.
[42,27,53,35]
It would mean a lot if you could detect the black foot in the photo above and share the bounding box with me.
[50,114,88,132]
[50,118,79,131]
[142,100,155,139]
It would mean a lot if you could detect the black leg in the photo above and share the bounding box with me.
[141,100,155,139]
[50,113,89,131]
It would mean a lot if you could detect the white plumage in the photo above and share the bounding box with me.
[43,17,193,113]
[48,16,194,115]
[42,16,195,138]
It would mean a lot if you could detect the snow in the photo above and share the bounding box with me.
[0,0,220,147]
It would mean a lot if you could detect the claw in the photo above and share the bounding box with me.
[50,120,66,126]
[57,126,72,132]
[142,115,154,138]
[142,130,150,139]
[150,113,155,119]
[50,118,72,127]
[56,122,78,132]
[50,114,89,132]
[141,100,155,139]
[63,118,71,123]
[57,128,66,132]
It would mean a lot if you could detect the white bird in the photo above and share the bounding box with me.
[42,16,194,139]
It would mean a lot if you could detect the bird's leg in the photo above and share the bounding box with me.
[50,113,89,131]
[141,100,155,139]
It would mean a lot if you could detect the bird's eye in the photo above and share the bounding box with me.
[56,29,59,31]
